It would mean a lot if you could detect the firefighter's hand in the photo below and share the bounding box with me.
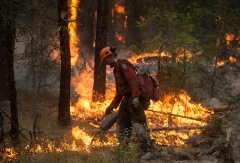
[132,97,140,108]
[105,106,114,115]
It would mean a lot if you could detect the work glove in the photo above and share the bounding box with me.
[132,97,140,108]
[105,106,114,115]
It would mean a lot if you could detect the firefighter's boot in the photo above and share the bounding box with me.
[117,126,132,149]
[132,123,153,152]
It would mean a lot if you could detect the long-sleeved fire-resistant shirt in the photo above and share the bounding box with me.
[109,59,140,109]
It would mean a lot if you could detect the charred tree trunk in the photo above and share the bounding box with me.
[58,0,71,125]
[111,0,126,47]
[125,0,142,46]
[92,0,108,102]
[0,17,10,101]
[79,0,96,55]
[6,23,19,143]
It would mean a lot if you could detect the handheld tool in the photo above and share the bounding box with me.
[90,111,119,145]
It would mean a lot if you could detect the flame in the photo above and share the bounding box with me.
[128,50,193,64]
[68,0,80,66]
[229,56,236,63]
[140,16,146,22]
[128,50,171,64]
[124,15,128,29]
[115,32,124,42]
[1,148,18,160]
[72,126,92,146]
[226,33,234,45]
[216,60,225,67]
[2,51,214,161]
[115,4,125,14]
[68,44,213,146]
[111,9,115,23]
[176,49,193,62]
[50,49,61,63]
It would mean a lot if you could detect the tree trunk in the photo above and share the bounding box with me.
[92,0,108,102]
[125,0,142,46]
[0,17,10,101]
[58,0,71,125]
[112,0,126,47]
[79,0,96,55]
[6,23,19,143]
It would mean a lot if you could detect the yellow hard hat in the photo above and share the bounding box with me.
[100,47,112,63]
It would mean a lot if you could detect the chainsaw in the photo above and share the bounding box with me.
[90,111,119,145]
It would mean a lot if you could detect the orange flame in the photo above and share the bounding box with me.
[226,33,234,45]
[111,9,115,23]
[216,60,225,67]
[1,148,18,161]
[128,50,171,64]
[70,53,213,146]
[72,126,92,146]
[124,15,128,29]
[3,50,214,161]
[229,56,236,63]
[68,0,80,66]
[115,4,125,14]
[115,32,124,42]
[140,16,146,22]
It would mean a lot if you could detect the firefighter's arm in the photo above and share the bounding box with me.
[109,94,123,109]
[105,94,123,115]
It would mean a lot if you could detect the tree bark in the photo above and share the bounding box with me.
[58,0,71,125]
[211,105,235,113]
[79,0,96,55]
[92,0,108,102]
[6,23,19,143]
[0,17,10,101]
[125,0,142,46]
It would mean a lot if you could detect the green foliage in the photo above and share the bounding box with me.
[129,0,240,95]
[136,1,199,54]
[16,0,60,92]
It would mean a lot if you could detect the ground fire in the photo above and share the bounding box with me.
[70,60,213,147]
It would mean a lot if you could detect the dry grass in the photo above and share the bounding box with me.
[0,90,141,163]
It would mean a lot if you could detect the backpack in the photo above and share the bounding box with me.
[120,60,161,101]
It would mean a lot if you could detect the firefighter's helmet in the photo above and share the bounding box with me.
[100,47,116,63]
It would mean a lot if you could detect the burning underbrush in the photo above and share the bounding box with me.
[68,51,213,148]
[0,58,214,162]
[70,90,213,147]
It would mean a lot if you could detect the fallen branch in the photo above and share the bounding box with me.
[146,110,203,121]
[83,125,208,133]
[32,114,40,140]
[0,107,31,141]
[211,105,235,113]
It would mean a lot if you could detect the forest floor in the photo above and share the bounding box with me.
[1,63,240,163]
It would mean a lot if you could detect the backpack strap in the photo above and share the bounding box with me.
[118,59,139,74]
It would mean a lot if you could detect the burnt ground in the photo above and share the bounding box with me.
[0,63,240,163]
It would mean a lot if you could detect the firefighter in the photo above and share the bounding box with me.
[100,47,155,160]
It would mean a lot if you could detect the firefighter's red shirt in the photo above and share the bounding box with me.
[109,59,140,109]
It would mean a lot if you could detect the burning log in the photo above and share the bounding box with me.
[147,110,204,121]
[83,125,208,133]
[146,104,235,122]
[210,105,235,113]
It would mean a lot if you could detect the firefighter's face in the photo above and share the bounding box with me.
[102,54,115,67]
